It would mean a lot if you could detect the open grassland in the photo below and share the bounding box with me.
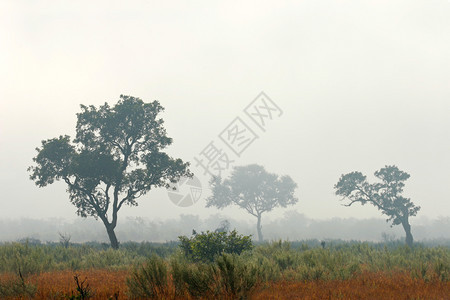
[1,269,449,299]
[0,240,449,299]
[254,271,449,299]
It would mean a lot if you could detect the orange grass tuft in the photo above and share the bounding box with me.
[30,269,128,299]
[253,271,450,300]
[1,269,448,299]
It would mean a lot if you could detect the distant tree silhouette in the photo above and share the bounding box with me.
[207,164,298,242]
[335,165,420,247]
[215,220,230,233]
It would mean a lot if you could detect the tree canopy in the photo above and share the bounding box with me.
[334,165,420,247]
[29,95,191,248]
[207,164,298,242]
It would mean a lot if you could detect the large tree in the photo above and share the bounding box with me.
[334,165,420,247]
[29,95,191,248]
[207,164,298,242]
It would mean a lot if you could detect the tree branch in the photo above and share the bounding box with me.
[64,177,106,219]
[342,198,359,207]
[350,185,399,219]
[104,183,111,214]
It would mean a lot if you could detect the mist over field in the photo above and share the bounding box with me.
[1,2,450,299]
[1,0,450,246]
[1,215,449,245]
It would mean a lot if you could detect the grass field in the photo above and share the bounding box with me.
[0,240,449,299]
[1,269,449,299]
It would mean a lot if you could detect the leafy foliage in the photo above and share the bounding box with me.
[335,165,420,246]
[207,164,298,242]
[335,166,420,225]
[28,95,191,248]
[207,164,298,210]
[178,229,253,263]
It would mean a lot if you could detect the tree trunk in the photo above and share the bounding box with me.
[402,219,413,247]
[256,214,263,243]
[106,224,119,249]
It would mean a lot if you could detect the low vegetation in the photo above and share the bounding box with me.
[178,229,253,262]
[0,235,449,299]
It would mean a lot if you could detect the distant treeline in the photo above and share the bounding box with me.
[0,212,449,244]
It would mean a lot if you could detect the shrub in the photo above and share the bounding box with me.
[67,274,92,300]
[173,259,216,297]
[126,255,169,299]
[215,253,258,299]
[130,253,259,299]
[178,229,253,263]
[0,271,36,298]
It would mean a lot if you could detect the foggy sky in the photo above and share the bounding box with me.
[1,1,449,225]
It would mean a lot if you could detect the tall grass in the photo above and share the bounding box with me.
[0,272,36,298]
[249,241,450,282]
[126,255,169,298]
[127,253,259,299]
[126,240,449,298]
[0,239,448,298]
[0,241,177,274]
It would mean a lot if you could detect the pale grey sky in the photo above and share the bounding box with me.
[1,0,449,225]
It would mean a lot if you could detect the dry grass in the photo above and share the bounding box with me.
[30,269,127,299]
[254,271,450,300]
[1,269,448,299]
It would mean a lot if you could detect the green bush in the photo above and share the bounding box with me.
[178,229,253,263]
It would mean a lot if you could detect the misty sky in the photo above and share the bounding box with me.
[1,1,449,225]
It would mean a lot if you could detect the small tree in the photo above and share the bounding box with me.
[207,164,298,242]
[29,95,191,249]
[58,232,71,248]
[334,165,420,247]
